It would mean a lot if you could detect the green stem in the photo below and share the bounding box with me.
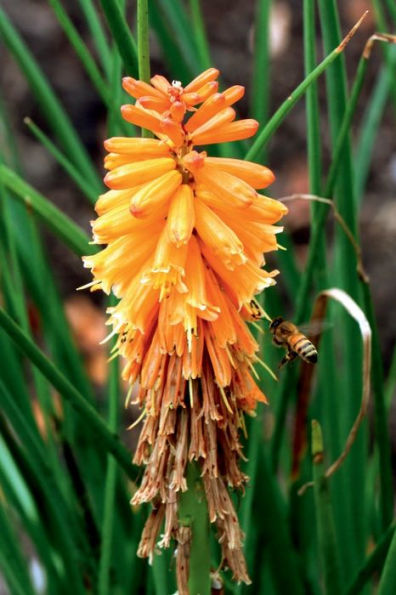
[245,14,364,162]
[361,284,393,529]
[378,524,396,595]
[250,0,272,161]
[98,330,119,595]
[99,0,138,76]
[137,0,152,138]
[179,463,211,595]
[189,0,211,69]
[346,523,395,595]
[311,421,342,593]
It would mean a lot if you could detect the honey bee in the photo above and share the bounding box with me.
[269,317,318,368]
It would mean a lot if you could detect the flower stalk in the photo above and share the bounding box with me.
[178,463,211,595]
[137,0,152,138]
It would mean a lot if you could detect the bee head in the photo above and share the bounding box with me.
[269,317,283,331]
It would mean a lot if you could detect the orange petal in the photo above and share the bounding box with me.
[195,184,249,211]
[141,226,188,298]
[121,104,162,133]
[184,93,226,132]
[204,157,275,189]
[104,157,176,190]
[223,85,245,106]
[249,195,289,223]
[84,232,159,295]
[138,96,171,112]
[104,137,170,157]
[95,187,142,216]
[192,119,258,145]
[169,101,186,123]
[182,81,219,106]
[199,239,277,307]
[150,74,172,94]
[189,107,235,141]
[183,68,220,93]
[184,236,219,321]
[205,327,232,387]
[92,205,163,244]
[182,319,204,379]
[194,199,246,269]
[160,117,185,147]
[204,267,237,348]
[104,152,170,170]
[130,170,182,218]
[194,166,256,207]
[166,184,195,247]
[122,77,166,99]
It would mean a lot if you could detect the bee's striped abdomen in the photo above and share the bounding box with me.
[289,334,318,364]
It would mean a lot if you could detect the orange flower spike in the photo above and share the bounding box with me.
[84,68,289,587]
[166,185,195,247]
[182,81,219,106]
[194,199,246,269]
[130,170,182,218]
[104,157,176,190]
[121,104,163,134]
[205,157,275,189]
[122,77,166,100]
[193,119,259,145]
[104,137,170,157]
[183,68,220,93]
[189,107,236,142]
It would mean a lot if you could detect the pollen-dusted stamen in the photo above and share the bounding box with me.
[82,67,288,592]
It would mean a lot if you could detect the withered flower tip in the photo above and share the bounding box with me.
[83,67,287,590]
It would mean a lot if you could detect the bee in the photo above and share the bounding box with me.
[269,317,318,368]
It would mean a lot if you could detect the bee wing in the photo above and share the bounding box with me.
[298,320,333,337]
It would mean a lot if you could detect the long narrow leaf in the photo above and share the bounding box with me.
[0,7,101,191]
[0,164,96,257]
[0,307,137,481]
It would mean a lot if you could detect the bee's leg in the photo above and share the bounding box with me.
[278,350,297,369]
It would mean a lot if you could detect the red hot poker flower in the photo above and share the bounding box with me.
[83,68,287,591]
